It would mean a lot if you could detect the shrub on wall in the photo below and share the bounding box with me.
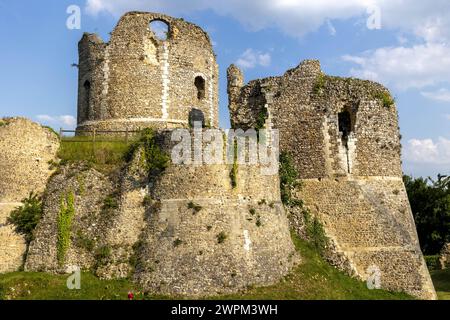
[8,192,43,244]
[279,152,302,207]
[125,128,169,174]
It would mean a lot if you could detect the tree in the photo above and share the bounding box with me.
[404,174,450,254]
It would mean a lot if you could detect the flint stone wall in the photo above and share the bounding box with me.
[0,118,59,273]
[77,12,219,132]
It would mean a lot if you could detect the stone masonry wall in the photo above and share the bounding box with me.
[228,60,402,178]
[297,178,436,299]
[228,61,436,299]
[77,12,219,132]
[134,133,297,296]
[26,132,297,297]
[0,118,59,273]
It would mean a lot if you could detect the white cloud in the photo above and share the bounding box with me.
[236,49,271,69]
[84,1,450,90]
[84,1,450,41]
[326,20,336,36]
[342,43,450,90]
[404,137,450,165]
[36,115,77,128]
[421,88,450,103]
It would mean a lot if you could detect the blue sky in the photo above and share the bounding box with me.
[0,0,449,178]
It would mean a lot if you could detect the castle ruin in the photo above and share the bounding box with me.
[0,11,437,299]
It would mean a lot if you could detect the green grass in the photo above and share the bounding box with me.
[0,234,414,300]
[0,272,139,300]
[58,136,132,173]
[431,268,450,300]
[214,234,412,300]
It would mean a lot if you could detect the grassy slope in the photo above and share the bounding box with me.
[57,137,131,173]
[215,234,412,300]
[430,269,450,300]
[0,235,412,300]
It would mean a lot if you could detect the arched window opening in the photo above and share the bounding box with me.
[149,20,170,41]
[338,110,352,142]
[83,80,91,120]
[195,76,206,100]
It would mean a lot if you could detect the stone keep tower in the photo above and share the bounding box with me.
[76,12,219,132]
[228,60,437,300]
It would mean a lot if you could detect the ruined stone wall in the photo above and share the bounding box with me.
[228,60,402,179]
[228,61,435,299]
[77,12,219,132]
[297,178,436,299]
[0,118,59,273]
[26,132,297,296]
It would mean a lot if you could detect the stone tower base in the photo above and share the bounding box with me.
[296,177,436,300]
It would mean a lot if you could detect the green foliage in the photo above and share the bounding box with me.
[217,232,227,244]
[313,73,326,95]
[41,126,59,137]
[0,272,151,300]
[279,152,303,207]
[58,136,130,173]
[74,230,95,252]
[431,268,450,300]
[125,128,169,174]
[255,106,268,130]
[249,208,256,215]
[103,195,119,210]
[425,255,441,271]
[57,192,75,266]
[374,91,395,108]
[303,210,329,254]
[142,195,152,207]
[256,216,262,227]
[173,239,183,247]
[230,139,238,188]
[0,234,417,300]
[8,192,43,244]
[76,174,85,196]
[404,174,450,254]
[187,201,202,214]
[94,246,112,267]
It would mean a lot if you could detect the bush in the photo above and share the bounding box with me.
[8,192,43,243]
[313,74,326,95]
[125,128,169,174]
[425,255,441,271]
[303,210,328,254]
